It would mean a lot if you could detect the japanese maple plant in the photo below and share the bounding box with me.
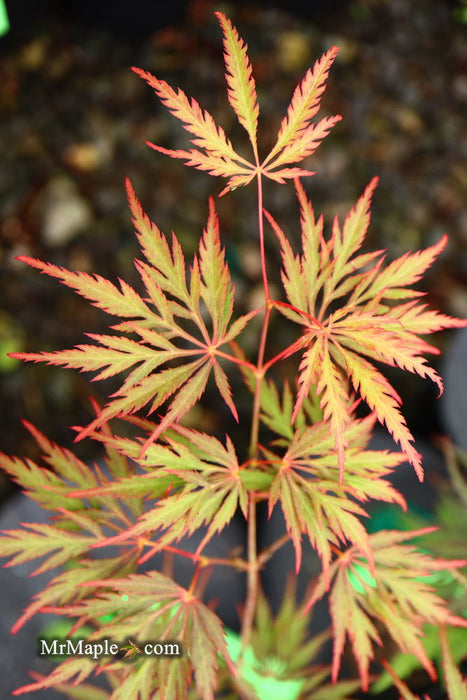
[1,12,466,700]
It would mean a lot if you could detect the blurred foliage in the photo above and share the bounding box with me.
[0,312,23,372]
[372,439,467,693]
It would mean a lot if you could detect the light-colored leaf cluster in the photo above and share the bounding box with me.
[266,414,406,580]
[85,423,248,559]
[14,571,231,700]
[269,178,466,481]
[13,181,255,453]
[134,13,340,194]
[307,528,467,691]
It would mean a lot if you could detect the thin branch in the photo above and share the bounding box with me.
[249,303,272,457]
[240,171,271,659]
[257,533,290,568]
[137,541,249,571]
[257,170,270,301]
[240,495,258,658]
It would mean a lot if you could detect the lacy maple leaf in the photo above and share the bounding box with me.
[306,528,467,691]
[132,12,341,195]
[267,178,467,482]
[14,571,232,700]
[265,413,406,581]
[13,181,255,453]
[77,424,248,560]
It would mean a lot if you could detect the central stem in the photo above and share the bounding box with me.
[240,171,271,657]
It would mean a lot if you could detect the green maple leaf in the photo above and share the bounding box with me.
[264,413,405,582]
[52,571,233,700]
[86,425,247,557]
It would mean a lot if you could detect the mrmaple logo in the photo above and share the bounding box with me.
[39,638,182,659]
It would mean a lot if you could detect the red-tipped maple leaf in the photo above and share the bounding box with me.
[269,178,467,482]
[266,413,406,582]
[12,181,256,452]
[14,571,232,700]
[80,424,247,560]
[306,527,467,691]
[132,13,340,194]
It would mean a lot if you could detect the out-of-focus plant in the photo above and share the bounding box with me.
[0,0,9,36]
